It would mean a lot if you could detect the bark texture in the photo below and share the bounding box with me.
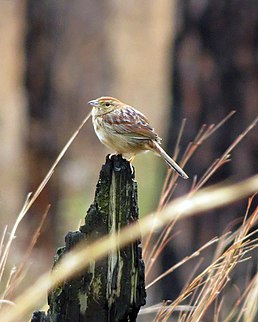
[31,155,146,322]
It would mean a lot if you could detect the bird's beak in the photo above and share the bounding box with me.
[88,99,99,107]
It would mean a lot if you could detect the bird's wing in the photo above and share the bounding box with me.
[102,106,161,141]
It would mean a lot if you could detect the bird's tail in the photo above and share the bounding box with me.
[152,141,189,179]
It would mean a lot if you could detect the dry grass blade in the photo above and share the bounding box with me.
[173,201,258,322]
[145,229,179,276]
[152,197,257,321]
[242,272,258,322]
[145,113,235,264]
[223,272,257,322]
[201,110,236,141]
[143,117,186,260]
[21,111,92,219]
[144,217,178,276]
[139,302,194,315]
[144,115,257,277]
[158,111,237,210]
[173,118,187,161]
[0,193,31,284]
[0,174,258,322]
[0,111,91,285]
[194,116,258,191]
[0,113,91,315]
[3,205,50,299]
[0,267,16,307]
[146,237,219,289]
[0,300,15,307]
[0,226,8,264]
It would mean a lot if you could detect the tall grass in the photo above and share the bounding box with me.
[0,113,257,322]
[151,197,257,321]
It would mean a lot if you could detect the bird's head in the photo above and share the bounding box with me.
[88,96,123,115]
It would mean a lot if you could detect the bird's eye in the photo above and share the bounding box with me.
[105,102,110,107]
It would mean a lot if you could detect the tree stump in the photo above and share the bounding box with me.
[31,155,146,322]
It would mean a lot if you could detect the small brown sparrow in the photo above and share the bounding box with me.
[88,97,188,179]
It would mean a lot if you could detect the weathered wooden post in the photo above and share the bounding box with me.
[31,155,146,322]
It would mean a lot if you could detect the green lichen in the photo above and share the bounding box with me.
[91,274,102,302]
[79,292,88,313]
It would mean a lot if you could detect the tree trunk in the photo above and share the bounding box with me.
[31,155,146,322]
[25,0,113,260]
[162,0,258,300]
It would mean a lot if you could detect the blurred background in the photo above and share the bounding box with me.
[0,0,257,313]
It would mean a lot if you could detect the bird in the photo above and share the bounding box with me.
[88,97,188,179]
